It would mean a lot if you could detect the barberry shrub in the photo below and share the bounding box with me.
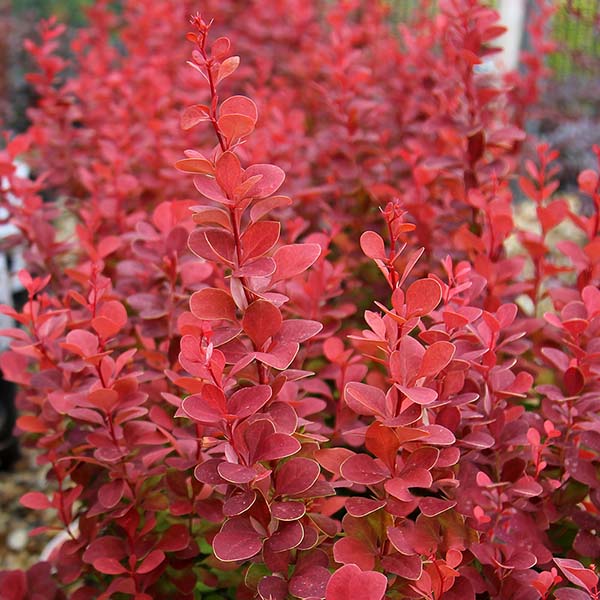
[0,2,599,600]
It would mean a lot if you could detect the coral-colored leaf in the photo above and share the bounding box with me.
[325,564,387,600]
[175,157,213,175]
[217,55,240,83]
[181,104,210,129]
[360,231,386,260]
[333,537,375,571]
[418,341,455,378]
[257,433,301,461]
[228,385,272,419]
[396,385,438,405]
[220,95,258,122]
[244,164,286,199]
[365,422,399,470]
[218,114,255,141]
[242,300,282,347]
[345,498,387,517]
[190,288,236,321]
[344,382,386,417]
[405,278,442,318]
[20,492,51,510]
[241,221,280,261]
[419,497,456,517]
[340,454,387,485]
[271,243,320,282]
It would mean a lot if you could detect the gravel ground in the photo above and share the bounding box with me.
[0,447,58,571]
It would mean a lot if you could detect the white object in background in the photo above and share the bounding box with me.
[497,0,527,72]
[0,159,28,351]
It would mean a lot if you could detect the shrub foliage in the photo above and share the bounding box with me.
[0,1,599,599]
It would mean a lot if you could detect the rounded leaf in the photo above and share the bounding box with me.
[276,457,321,496]
[405,278,442,317]
[340,454,387,485]
[325,564,387,600]
[190,288,236,321]
[213,518,263,562]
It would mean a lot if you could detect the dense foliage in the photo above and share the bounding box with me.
[0,1,599,599]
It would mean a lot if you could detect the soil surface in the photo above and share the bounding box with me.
[0,447,58,572]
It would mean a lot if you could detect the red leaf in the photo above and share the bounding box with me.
[419,497,456,517]
[190,288,236,321]
[20,492,51,510]
[211,36,230,59]
[212,518,263,562]
[136,550,165,574]
[344,382,386,417]
[241,221,280,261]
[554,557,599,592]
[227,385,272,419]
[325,564,387,600]
[254,342,300,370]
[93,558,128,575]
[159,525,190,552]
[360,231,387,260]
[175,157,213,175]
[242,300,282,347]
[217,462,256,484]
[220,95,258,122]
[16,415,47,433]
[218,114,255,141]
[62,329,99,358]
[266,520,304,552]
[340,454,387,485]
[250,195,292,222]
[271,243,321,282]
[365,422,400,471]
[181,383,226,420]
[215,151,242,197]
[334,537,375,571]
[418,341,455,378]
[181,104,209,129]
[276,457,320,496]
[564,366,585,395]
[92,300,128,339]
[244,164,286,199]
[217,55,240,83]
[381,554,422,580]
[188,228,235,262]
[258,576,288,600]
[223,490,257,517]
[256,433,301,461]
[83,536,126,564]
[405,278,442,318]
[193,175,230,204]
[276,320,323,344]
[345,498,387,517]
[271,501,306,521]
[512,475,543,497]
[289,565,330,600]
[396,385,438,405]
[98,479,125,509]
